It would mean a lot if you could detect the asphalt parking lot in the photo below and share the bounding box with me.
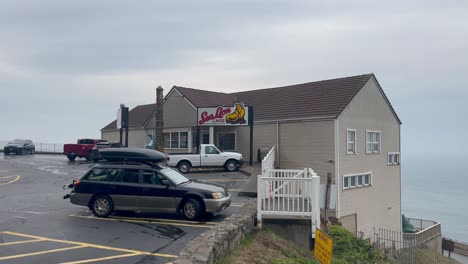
[0,154,252,264]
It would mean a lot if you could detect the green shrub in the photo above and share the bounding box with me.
[328,226,388,264]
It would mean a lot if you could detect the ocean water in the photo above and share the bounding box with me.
[402,154,468,243]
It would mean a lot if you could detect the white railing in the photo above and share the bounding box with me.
[257,167,320,238]
[261,145,276,174]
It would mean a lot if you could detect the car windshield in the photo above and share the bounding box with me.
[160,168,190,185]
[9,139,25,144]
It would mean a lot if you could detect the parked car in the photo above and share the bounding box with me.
[166,144,243,173]
[63,139,109,161]
[63,148,231,220]
[4,139,35,155]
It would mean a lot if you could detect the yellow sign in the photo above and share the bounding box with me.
[314,228,333,264]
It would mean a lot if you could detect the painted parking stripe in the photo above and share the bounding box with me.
[0,245,87,261]
[61,253,141,264]
[0,175,20,186]
[0,238,44,246]
[2,231,177,258]
[69,214,215,228]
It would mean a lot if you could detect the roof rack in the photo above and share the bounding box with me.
[97,148,167,164]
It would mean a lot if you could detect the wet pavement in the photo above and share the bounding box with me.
[0,154,253,264]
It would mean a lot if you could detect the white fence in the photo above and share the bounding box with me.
[257,146,321,238]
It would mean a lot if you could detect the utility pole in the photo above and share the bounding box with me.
[155,86,164,152]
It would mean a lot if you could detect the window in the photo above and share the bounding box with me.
[141,170,164,185]
[366,131,381,153]
[388,152,400,165]
[85,168,121,182]
[115,169,139,183]
[347,129,356,154]
[343,173,372,190]
[205,146,220,154]
[164,131,188,149]
[218,132,236,151]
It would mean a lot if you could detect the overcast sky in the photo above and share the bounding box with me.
[1,0,467,156]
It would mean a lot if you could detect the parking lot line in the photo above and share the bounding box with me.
[2,231,177,259]
[69,214,215,228]
[0,175,21,186]
[61,253,141,264]
[0,238,44,246]
[0,245,87,261]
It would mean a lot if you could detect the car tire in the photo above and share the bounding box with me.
[31,148,35,155]
[225,160,238,172]
[182,198,203,221]
[4,151,9,155]
[178,161,191,174]
[67,154,76,161]
[91,195,114,218]
[20,149,26,155]
[85,153,93,162]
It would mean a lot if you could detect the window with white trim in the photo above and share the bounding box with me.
[388,152,400,165]
[164,131,188,149]
[347,129,356,154]
[343,173,372,190]
[366,131,381,153]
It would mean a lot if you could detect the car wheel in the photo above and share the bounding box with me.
[182,198,203,220]
[67,154,76,161]
[20,149,26,155]
[178,161,191,174]
[225,160,238,172]
[31,148,35,155]
[85,153,93,162]
[4,151,9,155]
[91,195,114,218]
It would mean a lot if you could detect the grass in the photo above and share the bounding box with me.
[218,225,395,264]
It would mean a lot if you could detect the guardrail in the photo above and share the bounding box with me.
[404,218,442,245]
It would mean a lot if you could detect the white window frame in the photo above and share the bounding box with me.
[388,152,400,165]
[164,129,189,149]
[346,129,356,154]
[343,172,372,190]
[366,130,381,154]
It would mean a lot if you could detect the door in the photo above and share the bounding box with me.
[137,170,176,212]
[109,168,139,210]
[201,145,224,166]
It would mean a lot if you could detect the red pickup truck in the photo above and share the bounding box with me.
[63,139,108,161]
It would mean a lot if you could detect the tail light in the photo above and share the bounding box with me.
[166,156,170,161]
[73,180,81,187]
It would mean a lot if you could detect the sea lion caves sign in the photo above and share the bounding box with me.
[197,102,250,126]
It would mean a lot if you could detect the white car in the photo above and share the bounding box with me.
[167,144,243,173]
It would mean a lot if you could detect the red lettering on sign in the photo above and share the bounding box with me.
[199,107,231,125]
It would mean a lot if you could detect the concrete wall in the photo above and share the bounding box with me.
[338,77,401,238]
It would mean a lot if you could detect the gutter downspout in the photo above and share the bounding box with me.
[334,119,340,219]
[276,120,280,168]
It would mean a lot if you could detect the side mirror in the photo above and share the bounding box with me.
[161,179,171,186]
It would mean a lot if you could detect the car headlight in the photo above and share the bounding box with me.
[211,192,225,199]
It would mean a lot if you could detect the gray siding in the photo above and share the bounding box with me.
[279,120,335,184]
[102,128,150,148]
[338,77,401,238]
[163,90,197,128]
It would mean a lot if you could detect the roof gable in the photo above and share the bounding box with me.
[101,103,156,131]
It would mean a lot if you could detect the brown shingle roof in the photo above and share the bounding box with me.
[175,74,400,122]
[101,103,156,131]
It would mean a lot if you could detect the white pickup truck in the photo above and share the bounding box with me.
[166,144,243,173]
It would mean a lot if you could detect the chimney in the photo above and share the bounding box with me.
[155,86,164,152]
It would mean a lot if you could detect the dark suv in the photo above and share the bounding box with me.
[65,162,231,220]
[4,139,35,155]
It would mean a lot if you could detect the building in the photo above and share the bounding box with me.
[101,103,156,148]
[101,73,402,237]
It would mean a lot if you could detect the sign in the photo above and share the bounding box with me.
[116,106,122,129]
[314,228,333,264]
[197,102,249,126]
